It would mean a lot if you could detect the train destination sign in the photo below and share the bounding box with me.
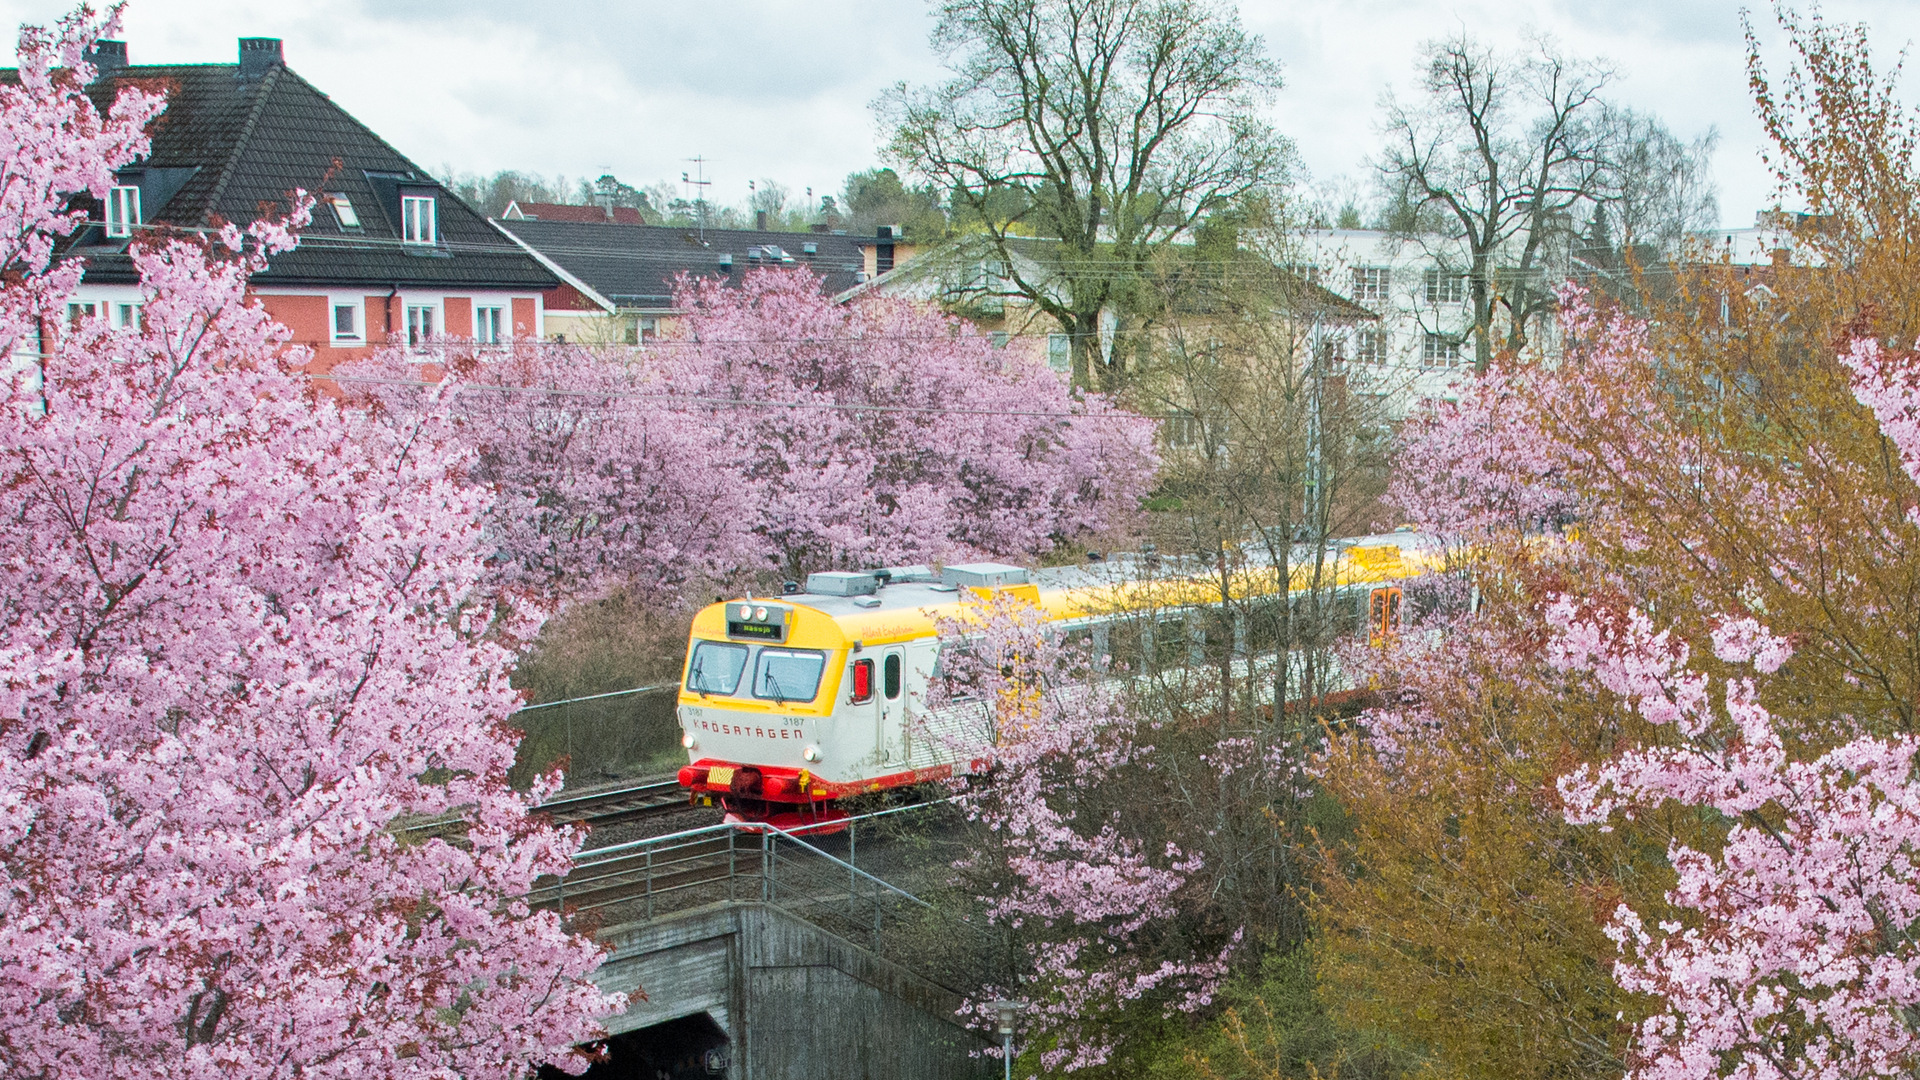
[726,602,791,643]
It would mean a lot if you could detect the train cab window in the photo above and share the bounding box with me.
[753,648,826,703]
[884,654,902,699]
[686,641,749,695]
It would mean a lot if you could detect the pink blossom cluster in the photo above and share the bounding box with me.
[930,597,1232,1073]
[355,272,1159,598]
[0,13,619,1077]
[1556,603,1920,1080]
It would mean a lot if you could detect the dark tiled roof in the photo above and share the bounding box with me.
[492,219,868,309]
[48,60,555,290]
[504,202,644,225]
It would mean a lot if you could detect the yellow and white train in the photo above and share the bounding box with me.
[675,532,1445,829]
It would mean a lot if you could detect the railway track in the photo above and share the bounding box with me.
[535,776,691,826]
[394,775,692,840]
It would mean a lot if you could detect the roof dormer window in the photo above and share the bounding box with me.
[401,194,436,245]
[105,185,141,239]
[328,194,360,229]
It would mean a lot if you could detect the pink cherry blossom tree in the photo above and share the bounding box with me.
[929,595,1233,1073]
[356,271,1159,600]
[348,339,760,599]
[0,12,619,1077]
[665,270,1158,580]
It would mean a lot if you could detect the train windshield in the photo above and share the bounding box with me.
[686,641,749,695]
[752,649,826,703]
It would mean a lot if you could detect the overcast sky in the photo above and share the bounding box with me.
[2,0,1919,229]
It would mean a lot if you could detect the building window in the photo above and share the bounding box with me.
[401,195,436,245]
[639,317,659,341]
[1424,267,1465,305]
[1351,266,1390,302]
[1047,333,1071,373]
[105,185,141,239]
[1422,332,1461,369]
[328,194,360,229]
[112,303,141,330]
[1164,410,1203,448]
[1355,327,1385,364]
[1290,264,1322,286]
[66,301,100,325]
[332,303,360,341]
[990,331,1009,349]
[1314,337,1347,373]
[474,306,503,344]
[406,304,435,347]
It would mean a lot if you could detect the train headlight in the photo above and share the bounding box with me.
[682,732,697,750]
[736,604,753,620]
[802,744,821,763]
[753,605,768,621]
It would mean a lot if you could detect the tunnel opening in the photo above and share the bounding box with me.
[541,1012,730,1080]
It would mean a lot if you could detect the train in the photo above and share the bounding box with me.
[674,532,1446,830]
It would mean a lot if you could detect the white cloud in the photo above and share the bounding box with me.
[0,0,1913,225]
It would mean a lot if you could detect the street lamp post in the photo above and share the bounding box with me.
[989,999,1025,1080]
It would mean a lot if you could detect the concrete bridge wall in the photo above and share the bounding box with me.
[593,902,996,1080]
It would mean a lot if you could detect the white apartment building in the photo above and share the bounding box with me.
[1291,229,1488,418]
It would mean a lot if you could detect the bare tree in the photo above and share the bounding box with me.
[1380,35,1619,371]
[879,0,1292,390]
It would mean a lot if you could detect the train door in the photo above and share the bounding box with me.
[1368,586,1403,646]
[876,648,904,765]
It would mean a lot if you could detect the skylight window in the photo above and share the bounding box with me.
[328,194,360,229]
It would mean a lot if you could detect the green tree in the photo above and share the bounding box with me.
[879,0,1292,390]
[842,167,949,237]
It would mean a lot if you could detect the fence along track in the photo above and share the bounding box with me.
[531,801,952,953]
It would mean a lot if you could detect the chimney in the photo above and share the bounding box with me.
[755,210,768,231]
[85,40,127,78]
[237,37,283,81]
[876,225,893,239]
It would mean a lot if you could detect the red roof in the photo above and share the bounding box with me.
[502,201,643,225]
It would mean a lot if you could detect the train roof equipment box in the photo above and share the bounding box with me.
[805,571,881,596]
[939,562,1029,589]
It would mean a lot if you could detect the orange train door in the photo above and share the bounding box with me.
[1368,586,1403,646]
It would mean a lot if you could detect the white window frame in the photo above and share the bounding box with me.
[112,303,141,330]
[1355,327,1385,365]
[1351,266,1390,302]
[1421,332,1461,369]
[1424,267,1465,305]
[474,305,503,345]
[105,185,141,239]
[1047,332,1071,373]
[401,195,437,245]
[405,303,436,348]
[332,302,361,342]
[66,300,100,325]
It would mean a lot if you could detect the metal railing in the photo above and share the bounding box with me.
[533,801,951,954]
[509,682,683,790]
